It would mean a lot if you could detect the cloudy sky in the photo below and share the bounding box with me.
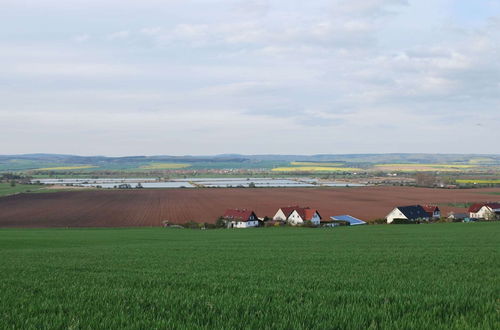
[1,0,499,156]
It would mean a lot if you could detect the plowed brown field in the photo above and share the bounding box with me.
[0,187,498,227]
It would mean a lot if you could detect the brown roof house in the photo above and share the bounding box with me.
[272,206,322,226]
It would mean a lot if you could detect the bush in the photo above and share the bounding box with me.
[183,221,201,229]
[302,220,318,228]
[263,221,281,227]
[391,219,418,225]
[215,217,227,228]
[204,223,217,230]
[371,218,387,225]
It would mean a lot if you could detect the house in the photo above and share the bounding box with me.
[468,203,500,220]
[422,205,441,219]
[386,205,430,224]
[330,215,367,226]
[273,206,322,225]
[222,209,260,228]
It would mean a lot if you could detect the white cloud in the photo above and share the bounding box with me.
[0,1,499,154]
[107,30,130,40]
[73,34,91,43]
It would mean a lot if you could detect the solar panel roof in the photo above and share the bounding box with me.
[330,215,366,225]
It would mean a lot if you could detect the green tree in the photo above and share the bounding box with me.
[215,217,227,228]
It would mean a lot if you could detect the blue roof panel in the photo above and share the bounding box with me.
[330,215,366,225]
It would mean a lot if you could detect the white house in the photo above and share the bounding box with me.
[273,206,322,226]
[468,203,500,220]
[223,209,260,228]
[386,205,430,224]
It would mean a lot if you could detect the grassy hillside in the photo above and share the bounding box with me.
[1,153,499,173]
[0,183,41,197]
[0,224,498,328]
[0,183,77,197]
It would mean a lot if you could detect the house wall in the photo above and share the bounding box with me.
[311,213,321,225]
[386,208,408,224]
[287,210,304,225]
[470,207,488,219]
[287,211,321,225]
[231,220,259,228]
[469,211,480,219]
[471,206,500,220]
[273,209,287,221]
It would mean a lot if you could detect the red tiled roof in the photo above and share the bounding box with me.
[468,203,483,213]
[422,205,440,213]
[279,206,300,218]
[223,209,257,222]
[304,208,321,220]
[280,206,321,221]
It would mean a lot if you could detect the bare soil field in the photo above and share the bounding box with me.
[0,187,498,227]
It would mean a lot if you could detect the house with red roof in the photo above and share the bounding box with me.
[272,206,322,226]
[468,203,500,220]
[222,209,260,228]
[422,205,441,219]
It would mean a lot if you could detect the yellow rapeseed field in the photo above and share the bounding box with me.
[375,163,476,169]
[468,158,495,164]
[140,163,191,170]
[36,165,97,171]
[374,164,478,172]
[291,162,345,166]
[456,179,500,184]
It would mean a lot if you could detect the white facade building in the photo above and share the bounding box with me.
[230,219,260,228]
[273,206,321,226]
[223,209,260,228]
[386,205,430,224]
[469,203,500,220]
[272,209,288,222]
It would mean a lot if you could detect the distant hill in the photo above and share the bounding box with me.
[2,153,500,162]
[0,153,499,172]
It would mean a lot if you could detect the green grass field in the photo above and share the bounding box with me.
[0,224,498,329]
[0,183,43,197]
[0,183,80,197]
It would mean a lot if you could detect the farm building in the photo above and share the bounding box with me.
[222,209,260,228]
[330,215,367,226]
[422,205,441,219]
[447,212,469,221]
[386,205,430,224]
[273,206,322,226]
[468,203,500,220]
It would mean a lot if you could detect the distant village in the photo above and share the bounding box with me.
[211,202,500,229]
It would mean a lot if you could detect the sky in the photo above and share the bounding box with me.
[0,0,499,156]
